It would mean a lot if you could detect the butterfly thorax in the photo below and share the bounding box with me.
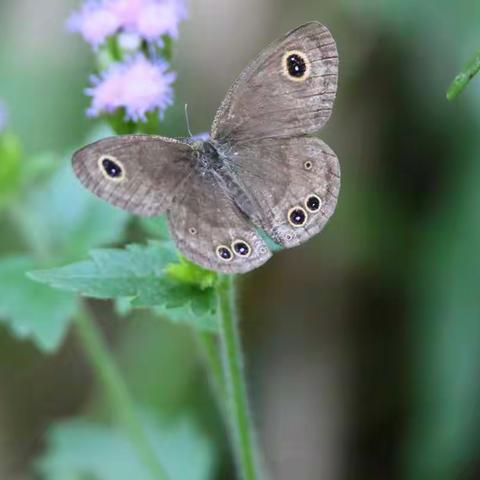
[191,140,223,172]
[189,140,259,221]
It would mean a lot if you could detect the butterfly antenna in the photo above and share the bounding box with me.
[184,103,193,137]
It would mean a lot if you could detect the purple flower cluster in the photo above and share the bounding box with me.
[86,55,175,121]
[69,0,186,123]
[68,0,186,48]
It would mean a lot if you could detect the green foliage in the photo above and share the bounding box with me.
[0,132,22,206]
[29,242,177,298]
[159,35,174,62]
[0,122,219,348]
[106,108,139,135]
[166,256,218,290]
[1,6,225,480]
[403,139,480,480]
[0,143,130,351]
[29,241,218,332]
[153,299,217,332]
[447,48,480,100]
[37,414,215,480]
[0,256,77,351]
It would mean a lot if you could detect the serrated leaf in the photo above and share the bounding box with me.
[116,299,218,332]
[29,242,217,332]
[29,242,177,298]
[0,256,76,352]
[37,414,215,480]
[154,303,217,332]
[114,298,217,332]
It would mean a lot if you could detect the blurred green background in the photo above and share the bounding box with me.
[1,0,480,479]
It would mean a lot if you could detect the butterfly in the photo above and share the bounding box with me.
[72,21,340,274]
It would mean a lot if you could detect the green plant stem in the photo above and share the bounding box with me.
[216,275,262,480]
[196,332,226,403]
[75,302,168,480]
[447,48,480,100]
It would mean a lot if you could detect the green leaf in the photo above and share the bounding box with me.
[160,35,174,61]
[0,256,76,352]
[154,303,217,332]
[29,242,217,332]
[114,298,217,332]
[0,132,22,207]
[37,414,216,480]
[166,256,218,290]
[446,48,480,100]
[106,108,138,135]
[29,242,177,297]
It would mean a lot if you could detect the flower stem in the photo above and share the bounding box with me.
[216,275,262,480]
[196,331,226,404]
[447,48,480,100]
[75,302,168,480]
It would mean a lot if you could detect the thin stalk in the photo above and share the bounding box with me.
[447,48,480,100]
[196,331,226,403]
[75,302,168,480]
[216,275,262,480]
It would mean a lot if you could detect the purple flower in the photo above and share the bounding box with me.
[68,0,186,48]
[68,1,120,48]
[86,54,176,121]
[133,0,186,42]
[0,101,8,133]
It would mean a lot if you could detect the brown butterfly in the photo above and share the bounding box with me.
[72,22,340,274]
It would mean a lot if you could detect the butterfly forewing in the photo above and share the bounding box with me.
[72,135,194,216]
[210,21,338,144]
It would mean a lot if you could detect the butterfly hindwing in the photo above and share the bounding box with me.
[167,170,272,274]
[223,136,340,248]
[72,135,194,216]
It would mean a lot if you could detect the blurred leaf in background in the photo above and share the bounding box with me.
[0,256,76,351]
[0,150,129,352]
[38,413,215,480]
